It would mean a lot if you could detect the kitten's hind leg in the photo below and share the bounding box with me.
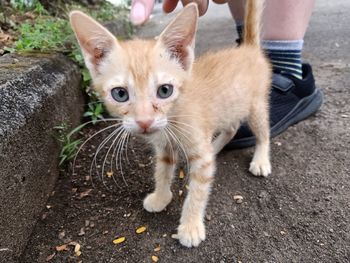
[143,143,177,212]
[212,123,239,154]
[248,102,271,177]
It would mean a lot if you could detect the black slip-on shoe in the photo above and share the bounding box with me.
[225,63,323,150]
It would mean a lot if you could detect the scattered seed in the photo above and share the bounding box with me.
[72,188,78,193]
[55,244,68,252]
[162,234,167,238]
[138,163,146,168]
[46,205,52,209]
[106,171,113,178]
[103,230,109,235]
[75,250,82,257]
[341,114,348,118]
[233,195,243,204]
[151,255,159,262]
[179,169,185,179]
[178,190,183,196]
[74,244,81,253]
[136,226,147,234]
[274,141,282,146]
[171,234,178,239]
[113,237,126,244]
[85,220,90,227]
[280,230,286,235]
[154,244,161,252]
[205,214,212,221]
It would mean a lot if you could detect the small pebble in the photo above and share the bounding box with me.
[151,255,159,262]
[233,195,243,204]
[58,231,65,240]
[154,244,161,252]
[78,228,85,236]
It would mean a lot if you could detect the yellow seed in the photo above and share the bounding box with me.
[179,169,185,179]
[154,245,161,252]
[151,255,159,262]
[136,226,147,234]
[75,250,82,257]
[113,237,126,244]
[74,244,81,253]
[106,171,113,178]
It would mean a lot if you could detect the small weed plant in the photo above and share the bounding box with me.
[4,0,133,165]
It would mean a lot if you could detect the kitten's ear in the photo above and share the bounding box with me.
[69,11,118,75]
[158,3,198,71]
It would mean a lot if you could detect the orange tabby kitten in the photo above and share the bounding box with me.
[70,0,271,247]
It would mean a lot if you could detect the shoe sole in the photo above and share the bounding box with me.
[225,87,324,150]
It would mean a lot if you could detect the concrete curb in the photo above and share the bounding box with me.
[0,53,84,262]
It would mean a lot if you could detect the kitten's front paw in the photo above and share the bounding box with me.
[143,191,173,212]
[249,160,271,177]
[177,220,206,247]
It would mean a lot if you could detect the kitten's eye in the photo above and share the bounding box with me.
[111,87,129,102]
[157,84,174,99]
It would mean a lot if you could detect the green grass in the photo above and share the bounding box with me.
[54,122,86,166]
[5,0,133,165]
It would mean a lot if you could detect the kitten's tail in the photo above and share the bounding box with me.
[243,0,263,47]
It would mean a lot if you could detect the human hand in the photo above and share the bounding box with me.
[130,0,219,25]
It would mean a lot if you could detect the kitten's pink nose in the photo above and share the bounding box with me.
[136,119,154,130]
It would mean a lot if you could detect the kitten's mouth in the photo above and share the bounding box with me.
[140,128,156,135]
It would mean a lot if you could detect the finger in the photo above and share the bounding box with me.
[181,0,209,16]
[163,0,180,13]
[212,0,227,4]
[130,0,155,25]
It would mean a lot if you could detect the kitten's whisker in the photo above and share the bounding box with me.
[124,132,131,164]
[101,128,125,190]
[166,127,190,179]
[119,132,129,187]
[108,128,127,187]
[162,129,175,166]
[73,122,122,177]
[167,120,199,133]
[168,123,192,143]
[89,127,122,190]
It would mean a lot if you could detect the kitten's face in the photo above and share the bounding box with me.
[93,40,187,135]
[70,5,198,135]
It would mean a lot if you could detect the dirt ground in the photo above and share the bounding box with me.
[21,1,350,262]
